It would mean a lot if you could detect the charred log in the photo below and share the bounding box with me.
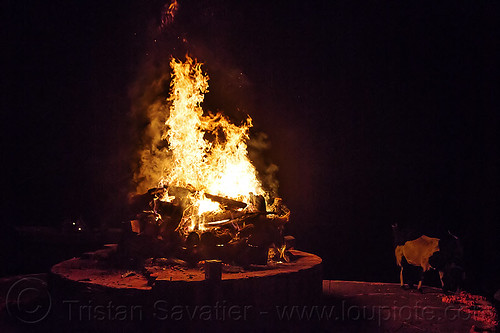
[128,193,155,218]
[122,186,291,269]
[250,193,266,212]
[185,232,200,248]
[238,224,255,238]
[205,193,247,209]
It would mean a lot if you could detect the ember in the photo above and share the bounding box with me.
[442,292,498,329]
[123,56,291,268]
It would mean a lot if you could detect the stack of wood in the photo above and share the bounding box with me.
[118,185,291,268]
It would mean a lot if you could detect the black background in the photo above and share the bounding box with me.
[3,1,499,296]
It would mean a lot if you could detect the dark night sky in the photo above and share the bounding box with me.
[3,1,499,294]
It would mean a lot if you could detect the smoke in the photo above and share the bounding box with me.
[129,0,280,197]
[248,132,280,198]
[129,53,172,193]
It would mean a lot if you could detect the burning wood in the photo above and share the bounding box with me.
[123,185,290,267]
[204,193,247,209]
[205,212,271,227]
[120,56,292,268]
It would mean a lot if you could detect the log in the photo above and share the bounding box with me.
[204,193,247,209]
[205,212,274,227]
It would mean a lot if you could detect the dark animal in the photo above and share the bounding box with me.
[392,224,464,293]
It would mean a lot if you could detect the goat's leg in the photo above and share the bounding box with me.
[417,268,424,293]
[439,271,444,288]
[400,266,405,288]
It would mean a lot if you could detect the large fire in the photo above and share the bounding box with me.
[162,56,264,231]
[128,56,290,266]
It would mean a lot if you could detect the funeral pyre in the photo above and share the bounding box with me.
[120,56,292,269]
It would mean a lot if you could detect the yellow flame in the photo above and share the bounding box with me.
[146,56,265,231]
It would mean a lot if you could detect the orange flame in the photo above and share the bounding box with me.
[138,56,265,232]
[160,0,179,31]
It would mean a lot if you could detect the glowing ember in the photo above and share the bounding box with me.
[442,292,498,328]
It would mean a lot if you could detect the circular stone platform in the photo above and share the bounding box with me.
[49,245,322,308]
